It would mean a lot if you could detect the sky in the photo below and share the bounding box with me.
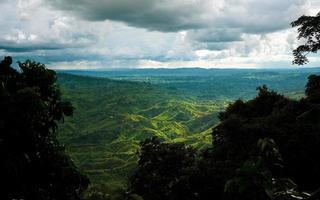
[0,0,320,69]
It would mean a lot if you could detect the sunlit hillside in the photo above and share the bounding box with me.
[57,68,317,186]
[57,73,221,185]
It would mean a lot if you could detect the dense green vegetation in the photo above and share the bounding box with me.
[2,11,320,200]
[129,75,320,200]
[3,57,319,199]
[56,68,319,198]
[57,73,221,186]
[62,68,318,100]
[127,13,320,199]
[0,57,88,200]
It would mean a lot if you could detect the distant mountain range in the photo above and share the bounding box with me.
[58,67,320,78]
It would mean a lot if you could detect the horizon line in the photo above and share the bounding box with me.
[53,66,320,71]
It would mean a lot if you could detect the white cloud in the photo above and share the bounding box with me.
[0,0,319,68]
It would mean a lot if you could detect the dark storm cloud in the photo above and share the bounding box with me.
[45,0,208,32]
[45,0,307,34]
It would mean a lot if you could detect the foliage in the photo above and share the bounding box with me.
[213,76,320,192]
[82,183,127,200]
[129,74,320,200]
[291,12,320,65]
[0,57,88,200]
[56,68,317,199]
[129,137,196,200]
[57,68,315,186]
[57,73,219,186]
[305,74,320,103]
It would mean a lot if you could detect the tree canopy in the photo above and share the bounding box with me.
[0,57,88,200]
[292,12,320,65]
[128,12,320,200]
[129,74,320,200]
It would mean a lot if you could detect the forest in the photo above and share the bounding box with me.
[1,10,320,200]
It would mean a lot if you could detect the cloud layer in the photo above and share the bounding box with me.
[0,0,319,68]
[45,0,307,33]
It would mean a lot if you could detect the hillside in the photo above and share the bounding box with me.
[57,73,221,185]
[57,68,318,186]
[61,68,319,99]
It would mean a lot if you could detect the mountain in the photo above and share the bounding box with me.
[56,68,319,186]
[57,73,220,185]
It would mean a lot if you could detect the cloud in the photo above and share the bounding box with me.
[216,0,308,34]
[45,0,216,32]
[0,0,318,69]
[42,0,310,63]
[0,29,95,52]
[187,28,242,43]
[45,0,308,34]
[0,0,96,53]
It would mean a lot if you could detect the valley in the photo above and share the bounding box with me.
[57,68,319,186]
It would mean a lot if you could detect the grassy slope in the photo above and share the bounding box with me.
[57,69,317,186]
[57,73,221,185]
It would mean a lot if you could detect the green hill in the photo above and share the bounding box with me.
[56,68,316,187]
[57,73,221,185]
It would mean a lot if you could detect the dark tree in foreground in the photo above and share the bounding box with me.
[0,57,88,200]
[129,137,196,200]
[292,12,320,65]
[129,13,320,200]
[129,76,320,200]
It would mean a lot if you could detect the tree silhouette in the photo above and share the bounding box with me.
[129,137,196,200]
[305,74,320,103]
[291,12,320,65]
[0,57,88,200]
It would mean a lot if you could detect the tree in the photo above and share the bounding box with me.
[291,12,320,65]
[305,74,320,103]
[130,78,320,200]
[0,57,89,200]
[129,13,320,199]
[128,137,196,200]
